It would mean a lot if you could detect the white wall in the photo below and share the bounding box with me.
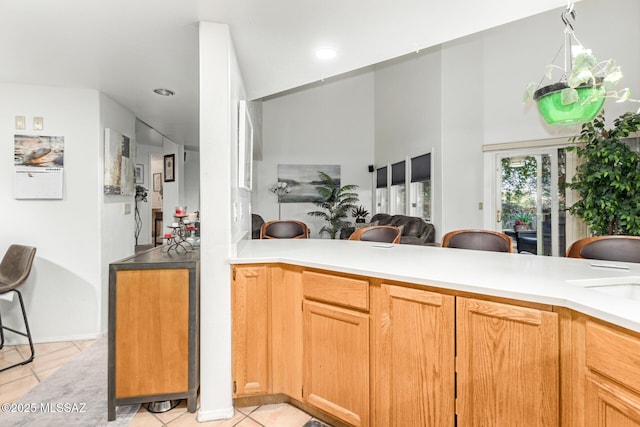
[198,21,250,421]
[370,0,640,238]
[0,84,103,343]
[374,47,443,233]
[136,143,163,245]
[255,73,375,237]
[439,35,486,234]
[99,93,138,332]
[184,148,201,214]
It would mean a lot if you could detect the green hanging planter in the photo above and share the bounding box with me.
[533,82,605,126]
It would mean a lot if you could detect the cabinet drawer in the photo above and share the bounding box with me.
[302,270,369,311]
[586,320,640,395]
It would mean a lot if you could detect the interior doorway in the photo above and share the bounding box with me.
[150,153,164,246]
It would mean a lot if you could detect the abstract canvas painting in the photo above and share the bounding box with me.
[104,128,135,195]
[277,164,340,203]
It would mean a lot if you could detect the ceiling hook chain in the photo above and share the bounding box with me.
[561,3,576,33]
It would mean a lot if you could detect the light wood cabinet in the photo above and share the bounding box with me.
[456,297,559,427]
[232,265,271,397]
[371,282,455,427]
[270,265,304,400]
[582,320,640,426]
[303,300,370,427]
[302,270,370,427]
[108,249,199,421]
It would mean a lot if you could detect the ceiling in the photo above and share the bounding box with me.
[0,0,569,149]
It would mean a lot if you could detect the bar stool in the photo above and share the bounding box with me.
[0,244,37,372]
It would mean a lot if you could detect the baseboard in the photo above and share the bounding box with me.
[197,406,235,422]
[2,332,102,346]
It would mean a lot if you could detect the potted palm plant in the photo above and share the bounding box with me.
[307,171,359,239]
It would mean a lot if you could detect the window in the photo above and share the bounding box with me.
[375,167,388,214]
[409,154,431,220]
[390,161,406,215]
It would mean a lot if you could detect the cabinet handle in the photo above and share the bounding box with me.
[233,381,237,394]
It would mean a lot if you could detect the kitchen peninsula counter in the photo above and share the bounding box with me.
[230,239,640,334]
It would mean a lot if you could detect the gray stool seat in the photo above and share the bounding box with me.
[0,244,37,372]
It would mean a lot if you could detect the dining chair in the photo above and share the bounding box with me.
[565,235,640,263]
[348,225,401,244]
[0,244,37,372]
[260,220,310,239]
[441,229,513,253]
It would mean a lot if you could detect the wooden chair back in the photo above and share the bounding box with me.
[348,226,401,244]
[565,235,640,263]
[260,220,310,239]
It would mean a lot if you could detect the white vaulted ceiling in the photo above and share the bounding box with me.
[0,0,569,148]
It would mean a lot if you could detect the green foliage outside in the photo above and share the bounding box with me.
[501,157,545,229]
[307,171,359,239]
[567,112,640,235]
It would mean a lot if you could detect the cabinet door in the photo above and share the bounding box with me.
[232,265,270,397]
[584,320,640,426]
[456,297,559,427]
[303,300,369,427]
[585,373,640,427]
[271,265,303,400]
[115,269,190,398]
[373,284,455,427]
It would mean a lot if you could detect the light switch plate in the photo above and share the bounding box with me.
[33,116,44,131]
[124,203,132,215]
[15,116,26,130]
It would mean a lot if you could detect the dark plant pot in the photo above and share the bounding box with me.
[533,81,605,126]
[355,218,366,223]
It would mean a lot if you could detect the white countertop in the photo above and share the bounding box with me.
[231,239,640,333]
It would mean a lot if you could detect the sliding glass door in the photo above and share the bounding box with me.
[495,148,566,256]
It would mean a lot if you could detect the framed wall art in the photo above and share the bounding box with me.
[135,164,144,184]
[104,128,135,195]
[164,154,175,182]
[277,164,340,203]
[238,100,253,190]
[153,173,162,192]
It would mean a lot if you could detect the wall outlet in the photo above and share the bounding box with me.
[15,116,26,130]
[478,202,483,210]
[33,116,44,131]
[124,203,132,215]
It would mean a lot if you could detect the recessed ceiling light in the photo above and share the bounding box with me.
[153,88,175,96]
[315,47,337,60]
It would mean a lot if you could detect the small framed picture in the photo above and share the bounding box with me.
[153,173,162,192]
[164,154,175,182]
[135,164,144,184]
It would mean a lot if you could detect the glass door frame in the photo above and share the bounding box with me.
[484,145,563,256]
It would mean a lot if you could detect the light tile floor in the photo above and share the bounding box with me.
[0,340,331,427]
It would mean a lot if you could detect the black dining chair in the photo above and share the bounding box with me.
[0,244,37,372]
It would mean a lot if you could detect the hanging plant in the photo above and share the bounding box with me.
[523,4,637,126]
